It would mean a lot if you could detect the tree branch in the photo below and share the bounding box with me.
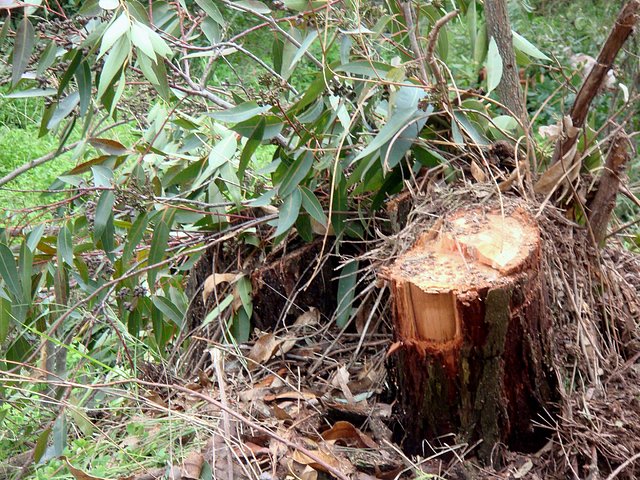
[551,0,639,164]
[586,131,632,246]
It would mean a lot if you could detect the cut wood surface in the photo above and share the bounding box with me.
[386,207,553,459]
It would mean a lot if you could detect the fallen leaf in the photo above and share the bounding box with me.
[331,365,354,403]
[247,332,282,367]
[181,451,204,479]
[291,448,340,473]
[202,272,238,304]
[321,421,378,449]
[273,404,292,421]
[470,160,486,182]
[62,457,108,480]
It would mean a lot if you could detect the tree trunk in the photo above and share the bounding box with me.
[385,208,554,461]
[485,0,527,125]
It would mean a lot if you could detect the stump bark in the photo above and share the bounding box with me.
[386,208,554,459]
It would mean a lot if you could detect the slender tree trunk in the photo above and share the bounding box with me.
[485,0,527,125]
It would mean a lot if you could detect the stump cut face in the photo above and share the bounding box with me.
[386,208,551,459]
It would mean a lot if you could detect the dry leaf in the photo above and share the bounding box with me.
[470,160,486,182]
[202,272,238,304]
[533,150,580,196]
[181,451,204,479]
[247,332,282,367]
[538,124,561,140]
[331,365,354,403]
[280,308,320,353]
[321,421,378,448]
[291,448,340,473]
[62,457,109,480]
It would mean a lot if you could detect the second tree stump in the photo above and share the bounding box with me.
[386,208,554,459]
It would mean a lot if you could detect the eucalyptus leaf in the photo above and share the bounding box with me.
[11,16,35,86]
[274,188,302,238]
[336,260,358,328]
[486,37,503,94]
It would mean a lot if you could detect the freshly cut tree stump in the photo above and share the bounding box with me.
[386,208,554,459]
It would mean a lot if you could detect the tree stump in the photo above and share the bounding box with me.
[385,208,554,459]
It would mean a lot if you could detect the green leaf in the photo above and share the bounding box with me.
[467,0,477,56]
[57,225,74,267]
[47,92,80,130]
[131,20,156,61]
[0,244,21,300]
[486,37,503,94]
[283,0,327,11]
[75,62,92,117]
[233,0,271,14]
[152,295,184,327]
[11,16,35,86]
[454,111,490,146]
[353,85,426,162]
[289,31,318,69]
[278,151,313,197]
[3,88,57,98]
[334,61,392,77]
[99,0,119,10]
[331,172,348,236]
[512,30,550,61]
[37,40,58,77]
[236,275,252,317]
[239,117,265,176]
[148,210,174,289]
[99,12,130,58]
[94,190,115,241]
[492,115,518,131]
[98,36,130,99]
[16,240,33,302]
[274,188,302,238]
[26,225,45,252]
[232,115,283,140]
[474,20,488,65]
[300,186,327,227]
[336,260,358,328]
[195,0,226,25]
[57,50,82,96]
[33,428,52,464]
[230,308,250,343]
[202,294,233,326]
[0,297,12,344]
[209,102,271,123]
[123,212,149,263]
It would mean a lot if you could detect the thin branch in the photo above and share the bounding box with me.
[219,0,323,69]
[400,1,429,84]
[425,9,459,98]
[552,0,640,164]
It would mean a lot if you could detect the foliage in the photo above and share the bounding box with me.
[0,0,637,476]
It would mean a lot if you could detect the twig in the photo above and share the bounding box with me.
[552,1,640,164]
[219,0,323,69]
[0,141,80,188]
[586,130,631,246]
[425,9,459,98]
[400,1,429,84]
[604,452,640,480]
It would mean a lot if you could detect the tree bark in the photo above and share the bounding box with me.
[587,131,631,246]
[485,0,527,125]
[385,208,554,461]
